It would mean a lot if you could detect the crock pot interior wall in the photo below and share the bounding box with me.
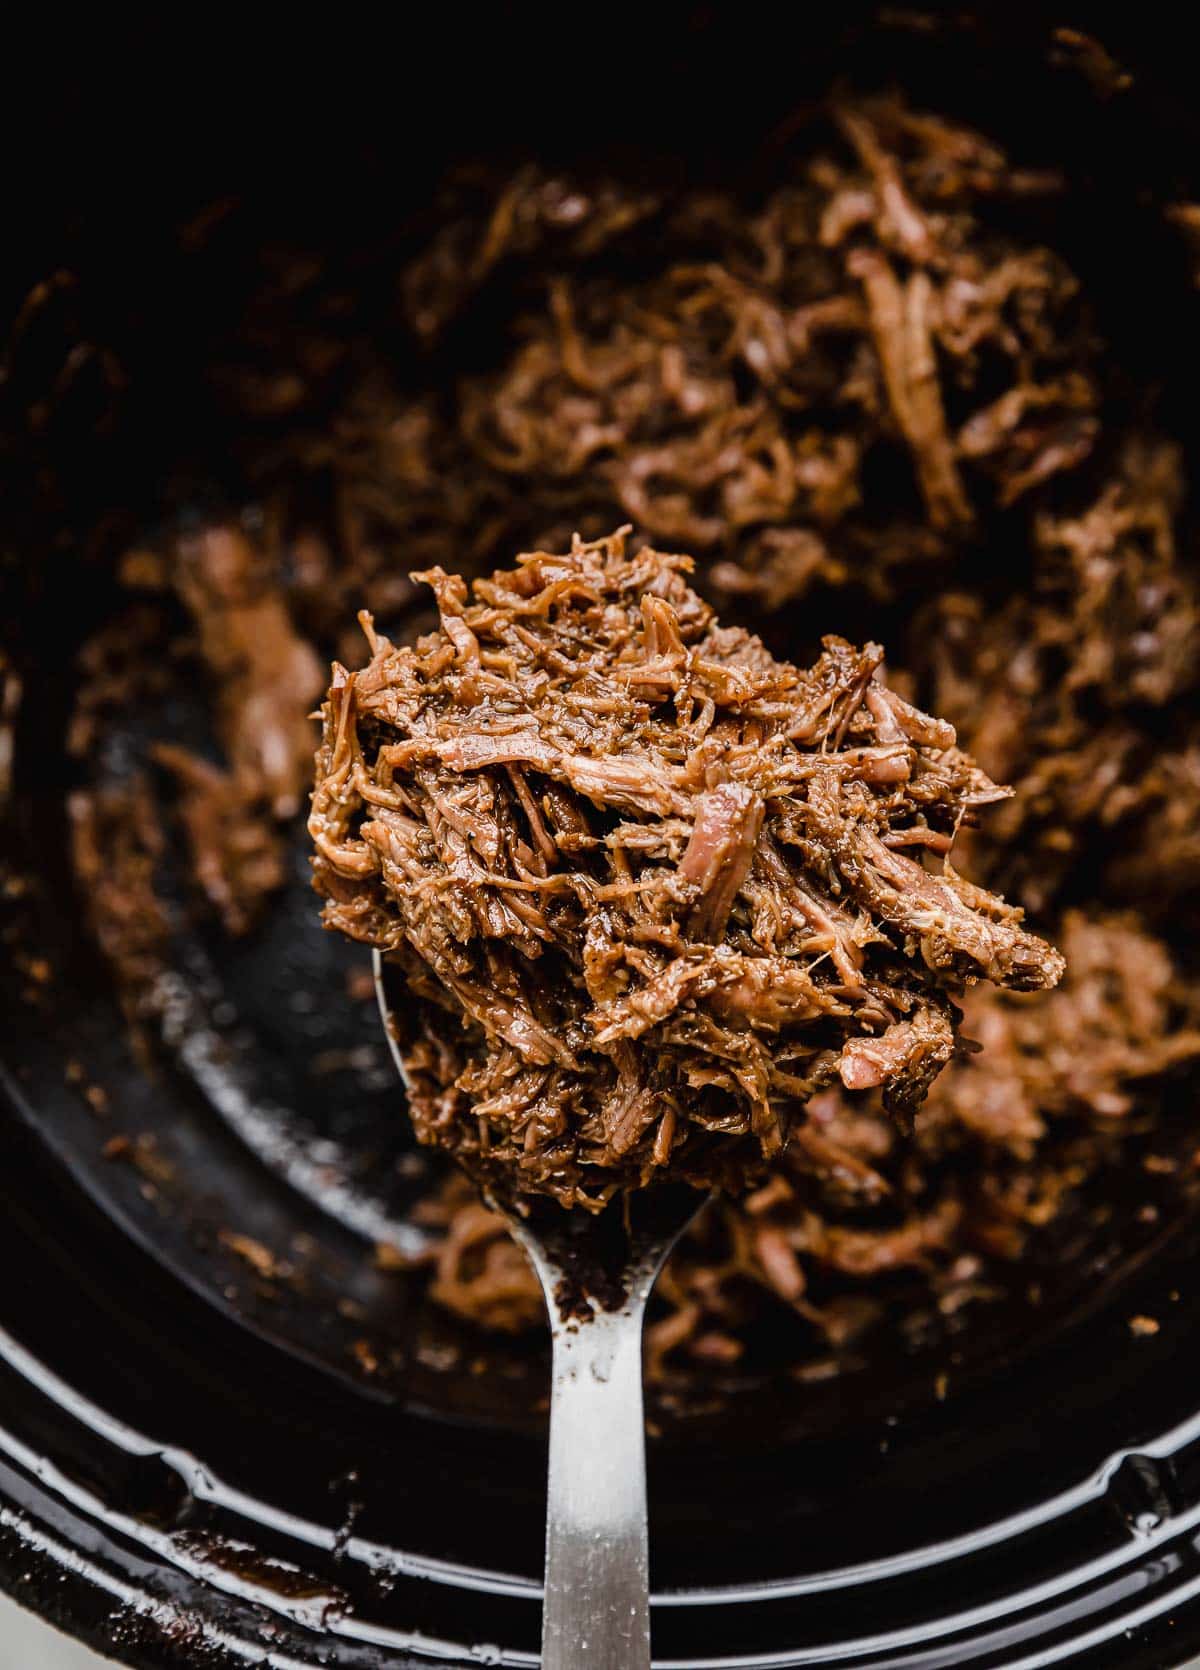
[5,7,1200,1666]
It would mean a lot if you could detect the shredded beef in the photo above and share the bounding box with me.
[68,776,170,1021]
[407,912,1200,1372]
[919,437,1200,913]
[223,97,1103,629]
[70,523,326,938]
[153,525,326,934]
[311,531,1061,1207]
[58,80,1200,1380]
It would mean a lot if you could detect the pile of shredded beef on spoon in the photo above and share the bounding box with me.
[311,530,1062,1209]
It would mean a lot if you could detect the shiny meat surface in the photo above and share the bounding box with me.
[54,80,1200,1381]
[311,532,1061,1207]
[406,912,1200,1373]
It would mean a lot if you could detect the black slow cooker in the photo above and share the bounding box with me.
[5,9,1200,1665]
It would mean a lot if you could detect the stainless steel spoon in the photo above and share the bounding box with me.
[374,949,710,1669]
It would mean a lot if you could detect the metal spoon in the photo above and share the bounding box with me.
[374,950,710,1669]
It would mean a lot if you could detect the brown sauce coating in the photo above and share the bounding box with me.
[409,912,1200,1370]
[62,87,1200,1377]
[310,531,1061,1207]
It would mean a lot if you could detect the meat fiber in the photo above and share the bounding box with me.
[311,531,1061,1207]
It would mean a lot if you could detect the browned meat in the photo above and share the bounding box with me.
[405,912,1200,1372]
[311,532,1061,1207]
[68,777,170,1017]
[151,746,287,937]
[57,73,1200,1385]
[919,437,1200,914]
[680,784,765,942]
[839,1009,954,1101]
[275,96,1102,622]
[68,524,326,938]
[174,524,325,821]
[849,251,972,530]
[937,912,1200,1153]
[409,1191,547,1335]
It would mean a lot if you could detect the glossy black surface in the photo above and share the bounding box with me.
[5,7,1200,1665]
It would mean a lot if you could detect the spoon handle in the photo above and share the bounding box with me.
[541,1296,652,1670]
